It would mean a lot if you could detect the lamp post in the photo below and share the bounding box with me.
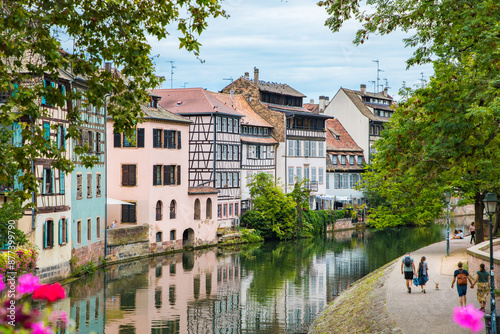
[484,192,497,334]
[444,192,451,256]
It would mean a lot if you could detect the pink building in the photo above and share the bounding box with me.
[107,95,218,248]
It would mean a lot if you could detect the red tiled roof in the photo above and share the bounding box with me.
[325,119,363,152]
[240,135,278,145]
[303,103,319,113]
[152,88,242,117]
[209,92,273,128]
[188,187,218,195]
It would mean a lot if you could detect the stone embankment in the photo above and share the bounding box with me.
[309,236,489,334]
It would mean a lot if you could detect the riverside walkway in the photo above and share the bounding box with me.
[386,236,490,334]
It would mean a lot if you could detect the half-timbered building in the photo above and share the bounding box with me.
[221,68,331,210]
[210,92,277,214]
[152,88,242,228]
[324,84,395,164]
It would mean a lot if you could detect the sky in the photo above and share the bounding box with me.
[122,0,435,102]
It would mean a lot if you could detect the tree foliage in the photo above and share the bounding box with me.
[0,0,226,239]
[320,0,500,236]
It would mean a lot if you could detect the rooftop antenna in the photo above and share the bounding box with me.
[419,72,426,88]
[372,60,384,93]
[167,61,175,89]
[183,82,189,88]
[383,78,390,90]
[369,80,376,93]
[223,77,234,107]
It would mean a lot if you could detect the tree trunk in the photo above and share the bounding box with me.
[474,192,485,244]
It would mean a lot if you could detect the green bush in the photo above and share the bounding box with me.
[240,228,264,243]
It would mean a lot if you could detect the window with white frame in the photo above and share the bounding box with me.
[318,141,324,157]
[311,167,316,182]
[319,168,324,184]
[228,145,233,160]
[295,140,301,156]
[341,155,346,165]
[326,173,329,189]
[334,174,340,189]
[331,154,338,164]
[216,145,221,160]
[288,140,294,157]
[304,141,310,157]
[216,173,221,188]
[342,174,349,189]
[310,141,316,157]
[222,145,227,160]
[296,167,302,182]
[288,167,294,185]
[248,145,256,159]
[358,155,363,164]
[349,155,354,165]
[247,171,253,185]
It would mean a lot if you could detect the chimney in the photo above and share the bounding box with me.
[360,84,366,95]
[310,99,314,104]
[254,67,259,86]
[383,87,388,97]
[319,96,329,113]
[244,72,249,80]
[105,62,112,72]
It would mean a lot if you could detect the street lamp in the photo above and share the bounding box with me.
[444,192,451,256]
[484,192,497,334]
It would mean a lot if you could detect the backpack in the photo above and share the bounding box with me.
[404,256,412,267]
[457,269,467,285]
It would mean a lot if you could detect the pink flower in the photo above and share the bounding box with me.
[30,322,54,334]
[0,274,5,292]
[453,304,485,333]
[18,273,40,295]
[49,310,69,326]
[33,283,66,302]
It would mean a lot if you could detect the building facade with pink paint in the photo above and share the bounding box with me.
[106,95,218,248]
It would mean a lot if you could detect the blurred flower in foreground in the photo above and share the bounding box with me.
[17,273,40,295]
[453,304,485,333]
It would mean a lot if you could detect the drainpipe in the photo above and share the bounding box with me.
[212,113,216,189]
[284,115,294,194]
[104,93,111,259]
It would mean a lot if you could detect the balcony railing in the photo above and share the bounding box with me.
[286,128,325,139]
[305,181,318,192]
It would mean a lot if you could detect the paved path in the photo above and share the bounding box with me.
[386,235,494,334]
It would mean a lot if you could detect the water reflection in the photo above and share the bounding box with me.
[65,222,466,334]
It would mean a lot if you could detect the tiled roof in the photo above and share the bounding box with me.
[364,102,393,112]
[341,88,390,122]
[303,103,319,113]
[188,187,219,194]
[240,135,278,145]
[325,119,363,152]
[141,104,191,124]
[263,102,332,119]
[209,92,272,127]
[257,80,306,98]
[152,88,243,117]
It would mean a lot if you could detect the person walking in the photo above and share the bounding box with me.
[469,222,476,244]
[417,256,429,293]
[472,263,489,311]
[401,252,416,293]
[451,261,474,307]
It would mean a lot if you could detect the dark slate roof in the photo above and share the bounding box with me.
[263,102,333,119]
[257,80,306,98]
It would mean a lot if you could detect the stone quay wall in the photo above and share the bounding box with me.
[71,240,104,269]
[467,239,500,289]
[106,225,150,263]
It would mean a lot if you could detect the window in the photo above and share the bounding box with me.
[318,141,324,157]
[88,131,94,152]
[216,172,221,188]
[349,155,354,165]
[228,119,233,133]
[222,145,227,160]
[331,154,338,164]
[246,171,253,185]
[342,174,349,189]
[222,173,227,187]
[234,145,239,160]
[235,203,239,216]
[194,199,201,220]
[87,173,92,198]
[326,173,330,189]
[234,119,239,133]
[295,140,301,156]
[170,230,176,241]
[288,140,294,157]
[156,232,162,243]
[77,220,81,244]
[96,173,101,197]
[248,145,256,159]
[319,168,324,184]
[163,130,181,149]
[222,118,227,132]
[228,145,233,160]
[57,125,66,149]
[311,168,316,182]
[87,218,92,241]
[229,204,233,217]
[334,174,340,189]
[58,218,68,245]
[43,220,54,249]
[153,129,162,148]
[304,167,310,182]
[206,198,212,219]
[310,141,317,157]
[156,201,163,221]
[218,204,222,218]
[228,172,233,188]
[341,156,346,165]
[163,165,177,185]
[233,172,238,188]
[296,167,302,182]
[76,173,83,199]
[216,145,221,160]
[253,127,257,135]
[304,141,310,157]
[153,165,162,185]
[288,167,294,184]
[42,168,54,195]
[358,156,363,164]
[170,200,176,219]
[122,165,137,186]
[223,204,227,217]
[96,217,100,239]
[122,203,136,223]
[113,131,121,147]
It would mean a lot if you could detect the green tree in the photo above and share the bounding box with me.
[320,0,500,241]
[0,0,226,242]
[289,178,311,236]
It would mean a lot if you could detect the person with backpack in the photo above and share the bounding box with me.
[451,261,474,307]
[401,252,416,293]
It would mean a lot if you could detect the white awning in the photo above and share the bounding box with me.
[107,198,135,205]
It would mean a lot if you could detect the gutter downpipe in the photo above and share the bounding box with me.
[104,93,111,259]
[284,115,294,194]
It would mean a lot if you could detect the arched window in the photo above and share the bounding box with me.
[156,201,162,221]
[156,231,162,242]
[170,200,176,219]
[206,198,212,219]
[194,198,201,220]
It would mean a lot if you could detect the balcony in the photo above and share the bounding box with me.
[305,181,318,192]
[286,128,325,139]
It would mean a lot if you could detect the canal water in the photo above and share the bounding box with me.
[65,221,469,334]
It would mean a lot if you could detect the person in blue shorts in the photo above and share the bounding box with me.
[451,261,474,307]
[401,252,416,293]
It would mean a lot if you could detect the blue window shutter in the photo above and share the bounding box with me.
[61,85,66,95]
[51,82,55,88]
[42,169,46,195]
[65,220,68,244]
[14,170,23,191]
[60,171,65,194]
[62,127,66,149]
[43,122,50,140]
[43,221,48,249]
[13,122,22,147]
[57,126,61,148]
[58,219,62,245]
[42,80,47,105]
[51,169,55,194]
[12,83,18,97]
